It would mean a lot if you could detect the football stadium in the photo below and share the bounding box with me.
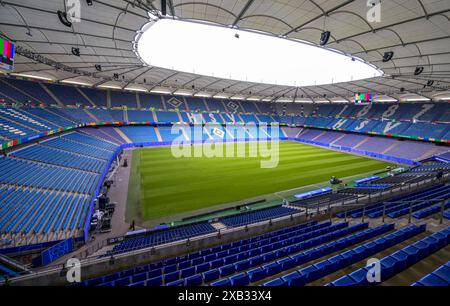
[0,0,449,292]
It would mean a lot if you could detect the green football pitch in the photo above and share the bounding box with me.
[127,141,391,223]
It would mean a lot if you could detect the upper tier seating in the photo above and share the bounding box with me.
[79,88,107,107]
[139,93,165,109]
[127,110,154,122]
[45,84,91,107]
[23,107,76,127]
[110,91,137,108]
[0,108,58,132]
[1,78,57,105]
[0,80,40,104]
[58,108,94,123]
[88,109,114,122]
[185,97,207,112]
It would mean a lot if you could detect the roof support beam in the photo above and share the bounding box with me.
[332,8,450,44]
[236,83,262,95]
[304,87,331,101]
[93,66,144,87]
[347,81,385,95]
[355,35,450,55]
[232,0,255,27]
[181,75,204,87]
[122,67,153,89]
[0,1,140,32]
[13,40,132,52]
[173,2,237,18]
[315,85,343,97]
[298,87,315,102]
[156,71,180,86]
[371,51,450,63]
[285,0,354,36]
[0,23,130,43]
[252,85,279,96]
[167,0,176,17]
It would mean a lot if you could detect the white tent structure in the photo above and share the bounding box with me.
[0,0,449,102]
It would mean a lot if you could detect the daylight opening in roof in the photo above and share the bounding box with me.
[135,18,382,87]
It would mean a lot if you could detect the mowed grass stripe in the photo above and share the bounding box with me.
[135,141,391,220]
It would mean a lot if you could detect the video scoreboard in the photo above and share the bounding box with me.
[0,37,15,71]
[354,92,373,105]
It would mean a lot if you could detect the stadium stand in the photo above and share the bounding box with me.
[105,222,217,256]
[411,260,450,286]
[110,91,137,108]
[329,226,450,286]
[219,206,298,228]
[1,0,450,291]
[45,84,92,107]
[119,126,159,143]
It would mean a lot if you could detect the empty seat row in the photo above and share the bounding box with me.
[366,185,449,218]
[0,157,99,194]
[81,221,319,285]
[413,201,450,219]
[180,223,362,286]
[411,260,450,286]
[106,222,217,256]
[387,198,450,219]
[81,221,348,286]
[62,132,119,152]
[444,209,450,220]
[11,144,106,173]
[336,184,447,219]
[263,223,423,286]
[212,223,395,287]
[42,137,114,160]
[0,186,90,235]
[170,223,355,286]
[95,223,355,286]
[219,206,298,227]
[329,225,450,286]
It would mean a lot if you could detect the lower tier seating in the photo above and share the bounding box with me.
[219,206,298,228]
[411,260,450,286]
[105,222,217,256]
[336,184,450,219]
[413,201,450,219]
[329,225,450,286]
[262,223,423,286]
[81,221,368,286]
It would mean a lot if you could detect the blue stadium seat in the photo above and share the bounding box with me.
[229,273,250,286]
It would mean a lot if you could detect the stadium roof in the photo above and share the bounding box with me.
[0,0,449,102]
